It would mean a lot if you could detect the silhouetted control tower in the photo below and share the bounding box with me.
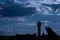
[37,21,41,37]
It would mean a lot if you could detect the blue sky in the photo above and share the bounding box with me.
[0,0,60,36]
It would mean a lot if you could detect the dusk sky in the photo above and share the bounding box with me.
[0,0,60,36]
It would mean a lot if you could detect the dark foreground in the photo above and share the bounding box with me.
[0,36,16,40]
[0,27,60,40]
[0,34,60,40]
[0,21,60,40]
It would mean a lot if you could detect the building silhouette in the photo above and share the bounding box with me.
[45,27,60,40]
[0,21,60,40]
[46,27,58,37]
[37,21,41,38]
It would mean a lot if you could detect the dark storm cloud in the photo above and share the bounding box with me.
[0,4,36,17]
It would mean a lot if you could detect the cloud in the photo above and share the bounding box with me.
[41,21,50,25]
[0,3,36,17]
[14,0,60,16]
[0,7,3,10]
[9,17,27,22]
[17,22,36,26]
[0,0,60,17]
[0,14,2,17]
[0,16,27,23]
[57,14,60,16]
